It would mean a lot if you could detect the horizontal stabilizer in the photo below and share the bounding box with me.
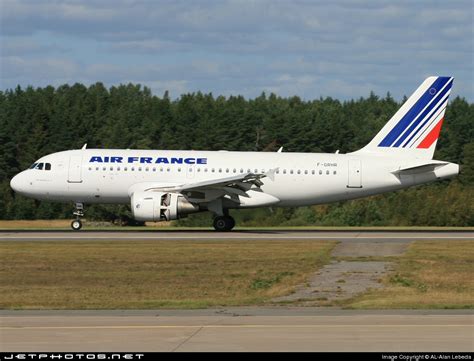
[392,162,448,175]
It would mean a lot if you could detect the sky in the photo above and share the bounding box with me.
[1,0,473,101]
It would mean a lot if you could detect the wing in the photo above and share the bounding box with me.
[144,172,266,197]
[128,168,279,205]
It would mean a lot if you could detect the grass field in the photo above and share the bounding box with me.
[0,239,472,309]
[0,240,334,309]
[344,240,474,309]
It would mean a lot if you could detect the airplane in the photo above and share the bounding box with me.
[10,76,459,231]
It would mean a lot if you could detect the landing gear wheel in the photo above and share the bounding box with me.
[228,216,235,230]
[213,216,235,232]
[71,202,84,231]
[71,219,82,231]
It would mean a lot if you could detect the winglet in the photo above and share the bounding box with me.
[264,167,279,181]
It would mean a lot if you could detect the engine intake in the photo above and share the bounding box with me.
[131,191,199,222]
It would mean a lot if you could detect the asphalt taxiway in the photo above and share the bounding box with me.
[0,230,473,242]
[1,309,472,352]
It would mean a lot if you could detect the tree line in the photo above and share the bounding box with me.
[0,83,472,226]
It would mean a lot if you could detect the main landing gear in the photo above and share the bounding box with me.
[71,202,84,231]
[213,215,235,232]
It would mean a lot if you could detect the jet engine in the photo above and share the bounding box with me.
[131,191,200,222]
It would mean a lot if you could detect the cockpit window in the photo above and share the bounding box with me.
[29,162,51,170]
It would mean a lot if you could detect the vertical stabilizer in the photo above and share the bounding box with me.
[354,76,454,159]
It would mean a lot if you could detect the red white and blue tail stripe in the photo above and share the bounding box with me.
[356,76,453,159]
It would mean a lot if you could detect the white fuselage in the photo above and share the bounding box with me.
[10,149,459,208]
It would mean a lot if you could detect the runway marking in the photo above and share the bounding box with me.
[2,324,471,330]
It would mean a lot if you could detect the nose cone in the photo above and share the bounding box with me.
[10,172,26,194]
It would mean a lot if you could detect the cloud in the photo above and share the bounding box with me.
[0,0,472,100]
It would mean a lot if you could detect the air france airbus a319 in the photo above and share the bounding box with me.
[10,76,459,231]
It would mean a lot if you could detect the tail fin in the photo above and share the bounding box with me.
[355,76,454,159]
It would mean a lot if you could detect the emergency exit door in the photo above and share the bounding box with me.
[68,155,83,183]
[347,159,362,188]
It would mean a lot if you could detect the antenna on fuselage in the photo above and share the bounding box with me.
[81,143,87,150]
[277,147,283,153]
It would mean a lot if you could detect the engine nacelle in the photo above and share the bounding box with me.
[131,191,199,222]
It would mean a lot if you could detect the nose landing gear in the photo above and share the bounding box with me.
[71,202,84,231]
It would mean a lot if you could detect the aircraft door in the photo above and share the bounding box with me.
[68,155,83,183]
[347,159,362,188]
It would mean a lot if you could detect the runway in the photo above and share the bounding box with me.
[0,230,473,242]
[1,309,472,351]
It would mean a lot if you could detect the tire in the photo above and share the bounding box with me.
[71,219,82,231]
[213,216,235,232]
[228,216,235,230]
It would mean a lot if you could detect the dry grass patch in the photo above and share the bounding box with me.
[0,240,334,309]
[344,240,474,309]
[0,220,72,229]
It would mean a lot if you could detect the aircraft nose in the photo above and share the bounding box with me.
[10,172,26,194]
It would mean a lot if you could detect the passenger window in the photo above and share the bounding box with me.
[233,168,236,173]
[240,168,243,173]
[326,170,330,175]
[333,170,337,175]
[283,169,286,174]
[204,168,208,172]
[152,168,156,172]
[96,167,99,171]
[103,167,107,171]
[297,170,301,174]
[145,167,149,172]
[226,168,229,173]
[319,170,322,175]
[219,168,222,173]
[304,170,308,175]
[45,163,51,171]
[290,170,293,174]
[110,167,114,171]
[117,167,121,171]
[312,170,315,175]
